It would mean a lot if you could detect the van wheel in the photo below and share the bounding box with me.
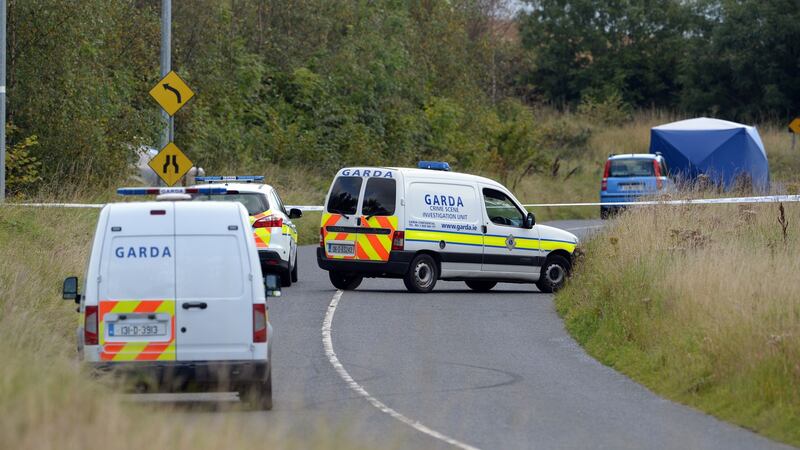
[465,280,497,292]
[291,258,298,283]
[536,254,571,294]
[241,373,272,411]
[329,271,363,290]
[403,254,438,293]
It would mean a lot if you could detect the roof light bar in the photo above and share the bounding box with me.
[117,187,227,196]
[418,161,451,171]
[195,175,264,183]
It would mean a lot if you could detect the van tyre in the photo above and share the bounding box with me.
[241,374,272,411]
[329,271,363,290]
[465,280,497,292]
[536,254,571,293]
[404,254,438,293]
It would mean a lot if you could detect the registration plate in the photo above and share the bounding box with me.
[327,243,355,256]
[621,184,643,191]
[108,322,167,337]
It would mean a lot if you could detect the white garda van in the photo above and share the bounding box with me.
[62,187,276,409]
[317,161,579,293]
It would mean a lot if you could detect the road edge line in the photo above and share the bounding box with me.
[322,289,481,450]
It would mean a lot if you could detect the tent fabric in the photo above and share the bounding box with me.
[649,117,769,192]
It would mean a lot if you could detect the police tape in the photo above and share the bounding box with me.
[5,195,800,210]
[522,194,800,208]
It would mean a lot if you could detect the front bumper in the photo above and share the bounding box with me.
[317,248,414,277]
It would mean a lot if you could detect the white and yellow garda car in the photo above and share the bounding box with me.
[192,176,302,286]
[63,186,278,409]
[317,161,579,293]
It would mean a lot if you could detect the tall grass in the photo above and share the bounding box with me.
[557,202,800,446]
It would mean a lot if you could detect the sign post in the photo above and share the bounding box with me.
[789,118,800,151]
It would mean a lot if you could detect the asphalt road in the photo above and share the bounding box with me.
[140,220,792,450]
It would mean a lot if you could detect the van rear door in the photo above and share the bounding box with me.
[174,202,253,361]
[97,203,177,362]
[322,173,364,260]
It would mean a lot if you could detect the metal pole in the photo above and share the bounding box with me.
[0,0,6,203]
[160,0,171,150]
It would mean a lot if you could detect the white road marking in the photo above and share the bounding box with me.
[322,290,481,450]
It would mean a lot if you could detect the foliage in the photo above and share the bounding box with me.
[4,124,41,195]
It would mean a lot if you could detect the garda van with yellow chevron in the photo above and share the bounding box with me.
[62,187,278,409]
[317,161,579,293]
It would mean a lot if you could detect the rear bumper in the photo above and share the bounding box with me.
[316,247,414,277]
[259,250,289,274]
[90,360,270,387]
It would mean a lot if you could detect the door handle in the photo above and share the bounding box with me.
[182,302,208,310]
[482,225,488,234]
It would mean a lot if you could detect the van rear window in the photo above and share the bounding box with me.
[327,176,362,215]
[362,178,396,217]
[609,159,655,177]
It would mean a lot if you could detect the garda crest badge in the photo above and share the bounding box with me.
[506,235,516,250]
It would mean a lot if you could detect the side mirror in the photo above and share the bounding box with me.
[524,212,536,229]
[288,208,303,219]
[63,276,80,303]
[264,274,282,297]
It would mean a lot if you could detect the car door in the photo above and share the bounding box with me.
[175,202,253,361]
[480,186,541,276]
[271,189,297,256]
[97,203,177,362]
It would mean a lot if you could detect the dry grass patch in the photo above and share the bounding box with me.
[557,202,800,446]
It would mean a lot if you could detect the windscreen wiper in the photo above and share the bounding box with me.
[328,208,350,219]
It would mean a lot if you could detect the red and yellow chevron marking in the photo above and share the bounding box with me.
[356,216,398,261]
[320,213,398,262]
[98,300,175,361]
[250,210,273,249]
[321,213,357,260]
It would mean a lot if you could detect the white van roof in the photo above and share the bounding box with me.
[338,166,506,189]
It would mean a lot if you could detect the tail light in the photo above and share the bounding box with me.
[391,230,405,251]
[601,159,611,191]
[319,227,325,247]
[84,306,98,345]
[253,304,267,343]
[253,215,282,228]
[653,159,663,189]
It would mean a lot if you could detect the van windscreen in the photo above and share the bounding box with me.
[193,193,268,215]
[609,159,655,177]
[362,178,396,217]
[327,176,362,215]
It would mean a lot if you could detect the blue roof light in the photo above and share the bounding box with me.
[418,161,451,171]
[117,187,227,196]
[195,175,264,183]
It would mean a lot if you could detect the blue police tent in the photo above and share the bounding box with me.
[649,117,769,192]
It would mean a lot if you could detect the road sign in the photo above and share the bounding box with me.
[149,70,194,116]
[789,118,800,134]
[148,142,192,186]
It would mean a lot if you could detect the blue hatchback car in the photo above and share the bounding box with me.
[600,153,672,218]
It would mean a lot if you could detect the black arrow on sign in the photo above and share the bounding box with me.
[163,83,182,104]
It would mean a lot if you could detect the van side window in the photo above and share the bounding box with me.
[483,188,524,227]
[327,176,362,215]
[362,178,396,217]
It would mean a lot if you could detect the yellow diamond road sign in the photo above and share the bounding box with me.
[149,71,195,116]
[149,143,193,187]
[789,118,800,134]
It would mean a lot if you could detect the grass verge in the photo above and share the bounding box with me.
[556,203,800,446]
